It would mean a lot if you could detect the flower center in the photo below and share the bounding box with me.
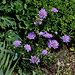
[29,34,33,38]
[53,42,57,46]
[26,46,29,50]
[40,11,44,16]
[15,42,19,45]
[43,51,47,54]
[36,18,41,22]
[33,57,37,62]
[64,37,67,40]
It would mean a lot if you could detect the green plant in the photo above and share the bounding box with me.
[0,16,16,29]
[0,0,75,74]
[0,42,20,75]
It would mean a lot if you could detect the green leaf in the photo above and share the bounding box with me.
[5,56,14,75]
[24,4,27,9]
[0,16,15,29]
[9,55,21,75]
[22,58,29,60]
[6,50,14,55]
[0,69,3,75]
[2,0,6,4]
[4,30,22,42]
[13,53,18,61]
[4,54,10,72]
[33,71,36,75]
[0,52,6,69]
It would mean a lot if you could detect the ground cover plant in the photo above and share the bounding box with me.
[0,0,75,75]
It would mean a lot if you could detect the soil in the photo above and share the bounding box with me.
[40,45,75,75]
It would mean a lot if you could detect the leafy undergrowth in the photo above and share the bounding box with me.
[12,45,75,75]
[0,0,75,75]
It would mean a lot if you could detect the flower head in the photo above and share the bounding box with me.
[38,9,47,18]
[27,32,36,39]
[24,44,31,52]
[23,54,25,57]
[51,8,58,12]
[61,35,70,42]
[43,32,53,38]
[54,31,58,35]
[30,56,40,65]
[38,31,53,38]
[13,40,21,47]
[42,49,48,55]
[38,32,45,35]
[34,18,43,25]
[47,39,59,49]
[51,40,59,49]
[47,39,53,48]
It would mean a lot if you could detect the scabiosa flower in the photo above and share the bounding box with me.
[38,32,45,35]
[61,35,70,42]
[51,8,58,12]
[30,56,40,65]
[27,32,36,39]
[42,49,48,55]
[47,39,53,48]
[38,9,47,18]
[24,44,31,52]
[43,32,53,38]
[34,18,43,25]
[23,54,25,57]
[13,40,21,47]
[51,40,59,49]
[54,31,58,35]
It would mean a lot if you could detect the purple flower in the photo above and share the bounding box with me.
[47,39,53,48]
[30,56,40,65]
[38,9,47,18]
[61,35,70,42]
[38,31,53,38]
[34,18,43,25]
[51,8,58,12]
[51,40,59,49]
[38,32,45,35]
[23,54,25,57]
[42,49,48,55]
[43,32,53,38]
[24,44,31,52]
[13,40,21,47]
[27,32,36,39]
[47,39,59,49]
[54,31,58,35]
